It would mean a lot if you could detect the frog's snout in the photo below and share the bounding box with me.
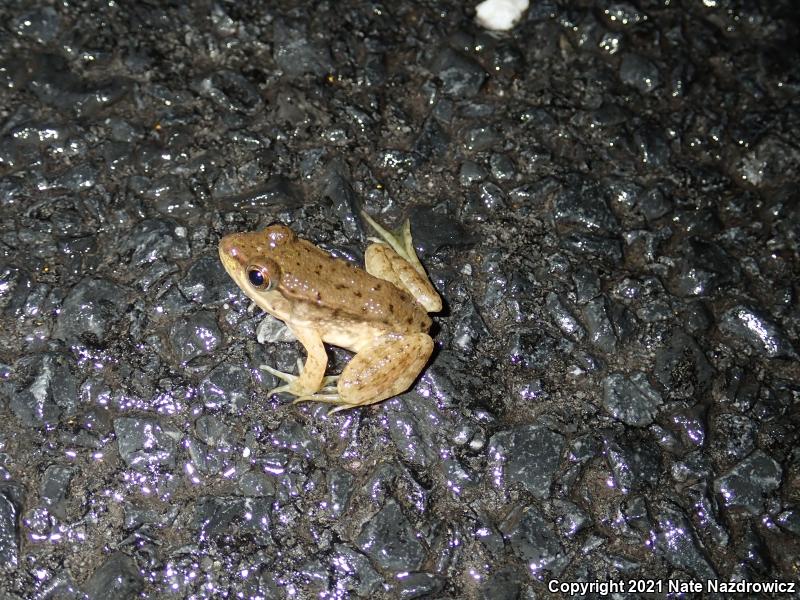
[219,234,238,258]
[219,233,249,275]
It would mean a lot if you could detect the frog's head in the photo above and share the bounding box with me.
[219,224,295,296]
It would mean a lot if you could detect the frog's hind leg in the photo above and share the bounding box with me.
[295,332,434,413]
[360,211,424,276]
[360,211,442,312]
[260,325,331,397]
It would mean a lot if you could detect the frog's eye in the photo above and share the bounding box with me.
[246,262,279,291]
[247,269,266,287]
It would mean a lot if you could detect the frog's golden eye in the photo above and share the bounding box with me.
[246,260,279,291]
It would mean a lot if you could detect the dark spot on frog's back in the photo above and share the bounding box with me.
[354,290,362,298]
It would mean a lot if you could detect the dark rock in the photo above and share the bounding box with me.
[39,465,77,519]
[478,567,523,600]
[237,471,277,498]
[122,219,190,267]
[356,500,426,572]
[653,329,713,400]
[432,48,486,97]
[581,296,618,354]
[546,292,585,340]
[193,415,231,449]
[187,438,223,475]
[488,424,565,497]
[651,502,716,579]
[393,572,445,599]
[560,232,623,264]
[195,496,272,545]
[452,301,489,353]
[550,499,591,537]
[507,329,558,370]
[273,20,333,76]
[553,181,619,234]
[413,118,450,163]
[386,404,433,469]
[216,176,304,211]
[638,187,673,221]
[54,278,128,345]
[718,305,796,358]
[775,510,800,536]
[713,450,782,515]
[331,544,383,597]
[11,7,61,44]
[669,239,740,297]
[619,53,660,93]
[408,206,475,256]
[573,265,601,303]
[321,160,360,237]
[633,124,671,168]
[499,504,567,576]
[114,417,177,471]
[604,436,662,493]
[200,364,251,411]
[178,256,234,305]
[168,311,223,364]
[489,153,516,181]
[602,372,663,426]
[85,552,144,600]
[459,160,488,186]
[198,70,262,114]
[718,367,759,412]
[326,469,353,518]
[462,125,501,153]
[0,483,24,568]
[10,352,78,427]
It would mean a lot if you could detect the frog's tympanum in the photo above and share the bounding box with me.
[219,213,442,413]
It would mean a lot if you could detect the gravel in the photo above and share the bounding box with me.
[0,0,798,597]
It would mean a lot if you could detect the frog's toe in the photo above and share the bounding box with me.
[259,363,297,384]
[321,374,339,386]
[259,363,301,397]
[361,211,415,262]
[327,403,359,415]
[292,393,342,406]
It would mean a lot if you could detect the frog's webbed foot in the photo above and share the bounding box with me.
[260,359,338,397]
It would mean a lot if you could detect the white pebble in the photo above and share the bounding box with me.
[475,0,529,31]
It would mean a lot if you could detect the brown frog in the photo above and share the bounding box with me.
[218,212,442,412]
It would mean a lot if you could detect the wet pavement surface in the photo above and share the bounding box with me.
[1,1,799,598]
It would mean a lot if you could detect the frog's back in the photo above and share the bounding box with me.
[275,238,432,334]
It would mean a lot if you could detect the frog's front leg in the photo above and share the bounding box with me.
[294,332,434,413]
[260,324,331,397]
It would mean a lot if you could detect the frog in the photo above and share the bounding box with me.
[218,212,442,413]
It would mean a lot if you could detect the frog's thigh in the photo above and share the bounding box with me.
[337,333,434,407]
[365,244,442,312]
[286,324,328,395]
